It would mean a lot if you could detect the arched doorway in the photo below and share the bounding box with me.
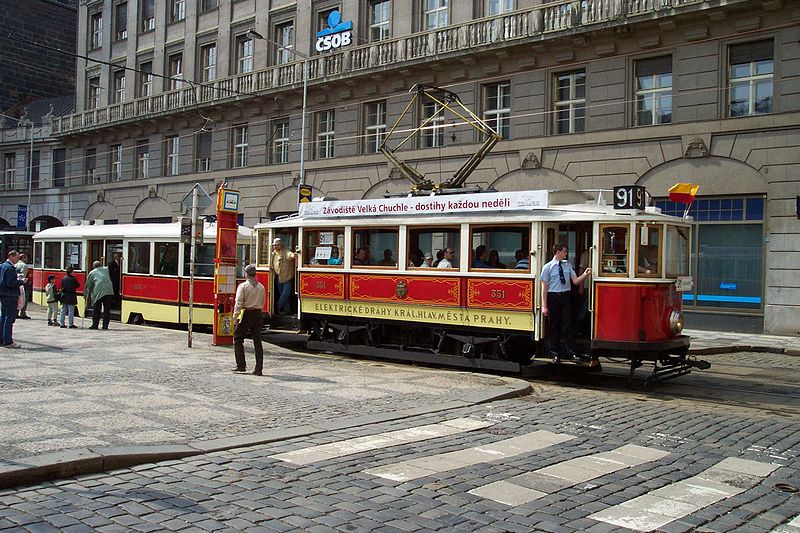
[267,185,322,219]
[29,216,63,232]
[0,217,11,229]
[84,201,120,224]
[133,197,173,223]
[489,167,577,192]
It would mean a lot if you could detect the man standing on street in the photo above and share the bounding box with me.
[0,250,24,348]
[233,264,266,376]
[85,260,115,330]
[540,244,592,363]
[15,253,30,319]
[270,238,298,315]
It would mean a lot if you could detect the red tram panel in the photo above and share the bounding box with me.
[122,275,181,303]
[594,282,682,342]
[466,278,533,311]
[299,272,346,300]
[348,274,460,306]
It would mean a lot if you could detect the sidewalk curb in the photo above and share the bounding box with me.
[689,345,799,356]
[0,378,531,491]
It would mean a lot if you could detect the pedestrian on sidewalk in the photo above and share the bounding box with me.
[45,275,59,326]
[59,266,80,329]
[15,253,31,319]
[0,250,24,348]
[232,264,266,376]
[85,261,114,330]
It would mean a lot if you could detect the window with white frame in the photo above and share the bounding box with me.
[484,81,511,139]
[487,0,515,15]
[554,69,585,134]
[139,61,153,97]
[168,53,183,90]
[110,144,123,181]
[141,0,154,32]
[368,0,391,42]
[87,76,101,109]
[85,148,98,184]
[421,98,444,148]
[3,154,15,191]
[316,110,335,159]
[196,131,211,171]
[274,22,294,65]
[272,119,289,164]
[136,139,149,179]
[90,12,103,49]
[424,0,448,30]
[201,43,216,82]
[165,135,180,176]
[112,69,126,103]
[364,100,386,153]
[729,40,773,118]
[114,2,127,40]
[235,35,254,74]
[635,56,672,126]
[170,0,185,22]
[232,125,248,168]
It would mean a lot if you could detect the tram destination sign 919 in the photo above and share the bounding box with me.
[613,185,647,210]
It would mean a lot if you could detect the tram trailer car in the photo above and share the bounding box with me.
[255,189,709,380]
[31,222,253,326]
[0,230,35,297]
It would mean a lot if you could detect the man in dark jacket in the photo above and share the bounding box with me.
[0,250,24,348]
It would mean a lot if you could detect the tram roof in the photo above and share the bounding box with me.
[33,222,254,241]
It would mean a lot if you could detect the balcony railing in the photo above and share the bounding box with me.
[53,0,711,135]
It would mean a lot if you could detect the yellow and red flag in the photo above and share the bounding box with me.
[668,183,699,204]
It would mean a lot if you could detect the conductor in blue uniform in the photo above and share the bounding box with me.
[540,244,592,363]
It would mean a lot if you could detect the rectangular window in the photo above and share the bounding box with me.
[424,0,448,30]
[168,53,183,90]
[136,139,149,179]
[470,226,529,271]
[201,44,216,82]
[139,61,153,97]
[114,2,127,40]
[155,242,179,275]
[364,100,386,154]
[554,69,586,134]
[729,40,773,117]
[302,228,345,266]
[110,144,123,181]
[112,69,126,103]
[141,0,154,32]
[232,124,248,168]
[183,243,216,277]
[484,81,511,139]
[44,242,61,269]
[27,151,40,189]
[635,56,672,126]
[52,149,66,188]
[275,22,294,65]
[487,0,515,15]
[635,224,662,277]
[272,119,289,164]
[200,0,218,12]
[128,242,151,274]
[2,154,14,191]
[196,131,211,171]
[353,228,399,268]
[165,135,180,176]
[368,0,391,42]
[170,0,185,22]
[64,242,83,271]
[664,225,689,278]
[85,148,98,184]
[90,12,103,49]
[87,76,101,109]
[316,110,335,159]
[235,35,254,74]
[421,98,444,148]
[600,225,629,275]
[408,227,460,269]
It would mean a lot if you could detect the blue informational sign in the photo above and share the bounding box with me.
[16,205,27,230]
[719,282,737,290]
[315,10,353,52]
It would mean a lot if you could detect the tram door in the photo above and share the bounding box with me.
[105,240,123,311]
[269,228,300,330]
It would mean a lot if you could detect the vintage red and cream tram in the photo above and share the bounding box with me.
[31,222,252,326]
[255,189,707,379]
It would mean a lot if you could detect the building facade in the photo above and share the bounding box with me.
[1,0,799,335]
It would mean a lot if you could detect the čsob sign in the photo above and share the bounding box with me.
[316,10,353,52]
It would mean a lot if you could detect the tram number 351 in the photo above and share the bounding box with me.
[491,289,505,299]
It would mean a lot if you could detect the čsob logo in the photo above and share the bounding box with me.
[315,10,353,52]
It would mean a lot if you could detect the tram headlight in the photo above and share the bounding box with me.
[669,309,684,335]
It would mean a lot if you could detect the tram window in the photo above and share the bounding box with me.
[128,242,151,274]
[237,244,250,276]
[636,224,662,277]
[469,226,529,270]
[353,228,398,268]
[408,227,459,268]
[34,242,42,268]
[600,225,628,275]
[154,242,179,276]
[44,242,61,269]
[64,242,83,271]
[665,225,690,277]
[303,228,344,266]
[256,229,270,267]
[183,243,215,277]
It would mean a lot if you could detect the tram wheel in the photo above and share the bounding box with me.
[130,313,145,325]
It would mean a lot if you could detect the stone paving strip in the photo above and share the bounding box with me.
[589,456,781,531]
[269,417,493,465]
[468,443,670,506]
[773,515,800,533]
[363,429,574,482]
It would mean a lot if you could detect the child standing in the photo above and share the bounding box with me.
[45,275,59,326]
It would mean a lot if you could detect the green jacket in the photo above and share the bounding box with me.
[85,266,114,305]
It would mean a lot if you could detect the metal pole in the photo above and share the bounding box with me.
[188,187,198,348]
[26,121,33,229]
[299,59,308,186]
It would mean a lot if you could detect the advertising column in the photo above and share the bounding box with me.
[213,187,241,345]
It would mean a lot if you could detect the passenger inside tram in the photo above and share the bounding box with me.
[488,249,506,269]
[328,246,342,265]
[472,245,491,268]
[353,246,371,265]
[377,249,396,266]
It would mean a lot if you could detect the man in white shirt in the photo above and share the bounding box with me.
[15,253,30,319]
[233,264,266,376]
[437,247,455,269]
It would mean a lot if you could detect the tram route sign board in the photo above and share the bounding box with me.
[613,185,646,210]
[181,183,213,214]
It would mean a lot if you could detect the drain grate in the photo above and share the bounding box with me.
[774,483,799,493]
